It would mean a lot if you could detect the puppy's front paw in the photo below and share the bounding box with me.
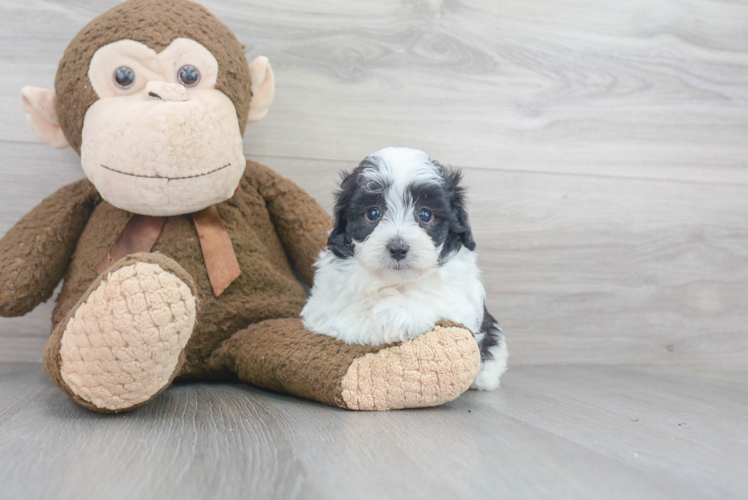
[372,297,435,344]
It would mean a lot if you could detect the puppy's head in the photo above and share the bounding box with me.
[328,147,475,281]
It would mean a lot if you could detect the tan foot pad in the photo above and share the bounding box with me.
[339,324,481,411]
[59,261,196,411]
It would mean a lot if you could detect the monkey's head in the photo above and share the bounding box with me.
[20,0,274,216]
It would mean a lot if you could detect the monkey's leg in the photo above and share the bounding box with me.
[209,319,481,410]
[43,253,197,413]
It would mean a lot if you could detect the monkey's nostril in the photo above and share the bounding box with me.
[145,82,189,102]
[388,241,409,261]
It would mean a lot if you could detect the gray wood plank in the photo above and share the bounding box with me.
[2,146,747,365]
[483,366,748,500]
[1,0,747,184]
[1,363,746,500]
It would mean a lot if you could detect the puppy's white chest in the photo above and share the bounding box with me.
[302,248,485,345]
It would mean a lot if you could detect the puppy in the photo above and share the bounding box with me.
[301,147,507,390]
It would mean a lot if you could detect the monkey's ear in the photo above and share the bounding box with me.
[247,56,275,123]
[20,86,70,149]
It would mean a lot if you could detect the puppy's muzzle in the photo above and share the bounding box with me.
[387,240,409,261]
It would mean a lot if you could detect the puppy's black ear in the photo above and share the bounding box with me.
[437,162,476,256]
[327,169,358,258]
[456,203,475,251]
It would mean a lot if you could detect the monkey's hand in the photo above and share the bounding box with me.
[0,179,99,317]
[244,160,331,288]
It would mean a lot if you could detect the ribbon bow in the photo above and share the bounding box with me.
[93,205,241,297]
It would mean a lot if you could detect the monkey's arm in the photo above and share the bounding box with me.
[244,160,331,288]
[0,179,100,317]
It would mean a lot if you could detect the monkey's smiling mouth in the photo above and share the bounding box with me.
[100,163,231,180]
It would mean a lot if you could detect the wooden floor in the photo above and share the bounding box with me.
[1,363,746,500]
[1,0,747,498]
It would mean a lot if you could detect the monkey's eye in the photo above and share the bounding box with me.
[418,208,433,223]
[178,65,201,87]
[113,66,136,89]
[366,207,382,222]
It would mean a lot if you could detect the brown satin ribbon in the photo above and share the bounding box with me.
[191,205,241,297]
[93,214,166,275]
[92,206,241,297]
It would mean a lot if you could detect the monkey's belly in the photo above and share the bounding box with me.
[53,191,308,379]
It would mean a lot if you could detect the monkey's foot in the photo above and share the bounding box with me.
[339,321,481,411]
[46,253,197,412]
[209,319,480,411]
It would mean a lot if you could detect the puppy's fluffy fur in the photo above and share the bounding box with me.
[302,147,507,390]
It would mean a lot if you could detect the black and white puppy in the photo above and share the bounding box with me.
[301,147,507,390]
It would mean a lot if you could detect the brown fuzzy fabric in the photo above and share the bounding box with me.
[55,0,252,154]
[0,179,99,317]
[44,252,197,413]
[244,160,331,287]
[209,318,389,407]
[49,161,328,380]
[208,319,476,410]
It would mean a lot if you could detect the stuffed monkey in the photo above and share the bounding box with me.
[1,0,480,413]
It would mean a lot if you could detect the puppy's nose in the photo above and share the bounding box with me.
[388,240,409,261]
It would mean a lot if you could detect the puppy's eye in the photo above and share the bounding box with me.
[178,65,201,87]
[113,66,136,89]
[418,208,433,223]
[366,207,381,222]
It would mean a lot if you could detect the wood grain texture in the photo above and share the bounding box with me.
[1,363,746,500]
[1,0,747,182]
[1,0,748,365]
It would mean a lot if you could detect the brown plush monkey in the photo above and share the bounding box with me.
[1,0,480,413]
